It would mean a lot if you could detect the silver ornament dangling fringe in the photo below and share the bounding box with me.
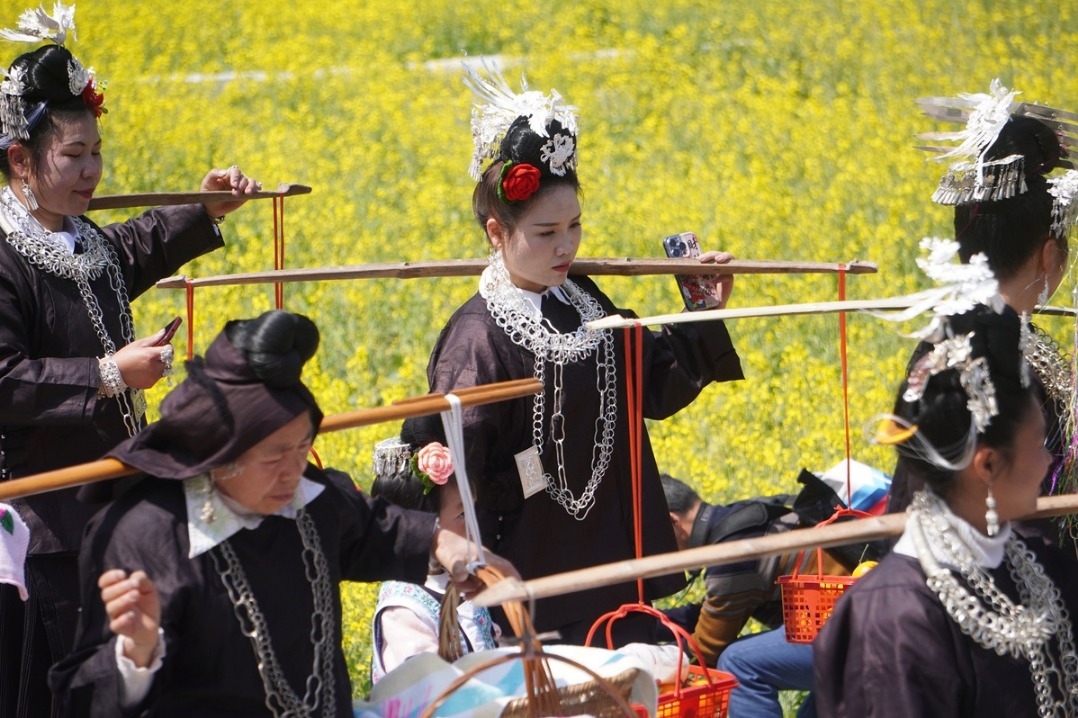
[1038,275,1050,306]
[985,486,999,537]
[21,181,38,211]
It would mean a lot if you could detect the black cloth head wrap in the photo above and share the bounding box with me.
[108,312,323,480]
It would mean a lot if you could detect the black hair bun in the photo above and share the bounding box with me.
[400,412,447,450]
[227,310,319,388]
[11,45,81,106]
[498,116,577,180]
[986,115,1064,178]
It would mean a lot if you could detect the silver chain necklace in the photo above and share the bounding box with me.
[908,491,1078,716]
[480,254,618,520]
[210,509,337,718]
[0,186,143,435]
[1028,324,1073,416]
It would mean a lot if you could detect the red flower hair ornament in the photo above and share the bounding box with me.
[498,161,541,203]
[80,78,105,118]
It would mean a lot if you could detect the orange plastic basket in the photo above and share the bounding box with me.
[776,548,857,643]
[655,664,738,718]
[586,603,738,718]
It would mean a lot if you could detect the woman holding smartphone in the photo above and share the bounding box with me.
[0,7,257,716]
[425,66,744,645]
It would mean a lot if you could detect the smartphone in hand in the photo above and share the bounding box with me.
[662,232,719,311]
[153,317,182,346]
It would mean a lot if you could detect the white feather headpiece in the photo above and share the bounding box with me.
[917,79,1027,205]
[876,237,1003,342]
[464,60,579,181]
[1048,169,1078,240]
[872,238,1018,435]
[0,2,76,46]
[919,79,1019,166]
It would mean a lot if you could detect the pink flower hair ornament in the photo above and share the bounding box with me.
[410,442,454,495]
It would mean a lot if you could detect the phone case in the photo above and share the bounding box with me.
[154,317,182,346]
[662,232,719,311]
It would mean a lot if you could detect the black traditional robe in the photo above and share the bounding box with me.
[50,465,435,717]
[814,537,1078,717]
[427,276,743,637]
[0,204,223,553]
[0,205,222,718]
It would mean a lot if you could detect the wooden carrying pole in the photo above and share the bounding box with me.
[155,258,878,289]
[86,183,312,211]
[473,494,1078,609]
[0,378,541,502]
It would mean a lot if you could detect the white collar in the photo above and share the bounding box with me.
[894,495,1012,569]
[517,285,570,319]
[51,218,79,254]
[0,197,78,253]
[183,473,325,558]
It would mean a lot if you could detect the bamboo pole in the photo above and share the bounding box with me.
[1035,305,1078,318]
[473,494,1078,608]
[86,183,312,211]
[0,378,541,502]
[585,298,919,330]
[586,300,1078,330]
[155,258,878,289]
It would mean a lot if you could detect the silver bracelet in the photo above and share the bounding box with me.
[98,358,128,398]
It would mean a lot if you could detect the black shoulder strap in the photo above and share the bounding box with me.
[703,497,795,544]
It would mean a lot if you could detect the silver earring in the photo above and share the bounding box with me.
[21,181,38,211]
[985,486,999,537]
[1037,275,1050,306]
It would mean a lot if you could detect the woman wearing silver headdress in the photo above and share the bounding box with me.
[0,5,259,715]
[816,300,1078,717]
[426,66,744,645]
[892,84,1078,554]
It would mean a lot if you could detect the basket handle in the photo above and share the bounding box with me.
[583,602,716,701]
[419,650,640,718]
[789,506,876,580]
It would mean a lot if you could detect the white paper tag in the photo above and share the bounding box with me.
[515,446,548,499]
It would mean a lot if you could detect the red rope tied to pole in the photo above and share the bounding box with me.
[837,264,853,507]
[273,196,285,309]
[623,322,645,603]
[184,278,195,360]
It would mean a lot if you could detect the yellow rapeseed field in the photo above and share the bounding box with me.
[37,0,1078,703]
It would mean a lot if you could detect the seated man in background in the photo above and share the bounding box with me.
[660,471,882,718]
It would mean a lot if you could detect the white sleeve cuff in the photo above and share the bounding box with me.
[115,629,166,707]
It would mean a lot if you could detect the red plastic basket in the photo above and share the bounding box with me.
[586,604,738,718]
[776,548,857,643]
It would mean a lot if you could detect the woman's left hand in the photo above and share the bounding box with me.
[698,250,735,309]
[200,165,262,219]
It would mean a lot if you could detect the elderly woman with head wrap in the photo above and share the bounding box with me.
[49,310,515,717]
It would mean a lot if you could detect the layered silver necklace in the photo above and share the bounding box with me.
[0,186,144,434]
[480,253,618,520]
[210,509,337,717]
[1027,324,1073,414]
[908,490,1078,716]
